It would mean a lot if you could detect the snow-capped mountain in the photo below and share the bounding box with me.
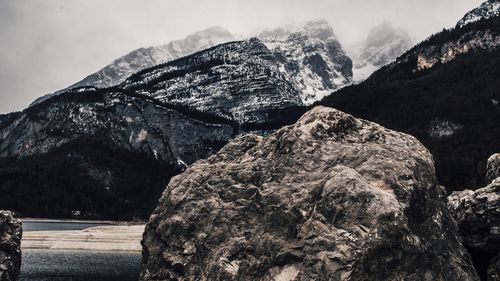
[32,20,352,107]
[258,20,353,103]
[348,22,413,82]
[456,0,500,28]
[30,26,235,105]
[122,38,303,124]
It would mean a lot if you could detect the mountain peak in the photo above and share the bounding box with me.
[188,25,233,39]
[365,21,411,48]
[298,19,336,40]
[456,0,500,28]
[349,21,413,81]
[257,19,335,40]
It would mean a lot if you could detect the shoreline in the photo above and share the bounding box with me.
[22,225,145,252]
[21,218,145,225]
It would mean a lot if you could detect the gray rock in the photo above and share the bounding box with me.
[448,181,500,254]
[448,158,500,280]
[0,211,22,281]
[489,253,500,281]
[487,153,500,184]
[141,106,478,281]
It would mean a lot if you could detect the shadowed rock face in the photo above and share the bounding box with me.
[487,154,500,184]
[449,154,500,280]
[0,211,22,281]
[141,106,478,281]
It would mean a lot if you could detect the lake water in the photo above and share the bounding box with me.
[20,220,142,281]
[22,220,111,231]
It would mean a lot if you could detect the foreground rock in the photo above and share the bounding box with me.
[141,106,478,280]
[449,154,500,280]
[0,211,22,281]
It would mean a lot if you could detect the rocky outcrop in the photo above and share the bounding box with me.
[141,106,478,280]
[487,153,500,183]
[448,154,500,280]
[0,211,22,281]
[417,30,500,71]
[448,181,500,255]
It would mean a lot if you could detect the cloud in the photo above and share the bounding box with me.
[0,0,484,113]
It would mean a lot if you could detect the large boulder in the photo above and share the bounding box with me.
[487,153,500,184]
[0,211,22,281]
[141,106,478,281]
[449,154,500,280]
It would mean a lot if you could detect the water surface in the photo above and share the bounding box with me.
[22,220,111,232]
[21,249,141,281]
[20,220,141,281]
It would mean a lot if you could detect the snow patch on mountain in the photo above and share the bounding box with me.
[428,119,463,138]
[258,20,353,104]
[456,0,500,28]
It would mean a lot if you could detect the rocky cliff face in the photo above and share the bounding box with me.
[448,154,500,280]
[258,20,353,103]
[0,211,22,281]
[30,26,235,106]
[457,0,500,28]
[417,29,500,71]
[1,89,233,162]
[141,106,478,281]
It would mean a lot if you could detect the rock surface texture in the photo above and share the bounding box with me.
[487,153,500,184]
[0,211,22,281]
[448,154,500,280]
[141,106,478,281]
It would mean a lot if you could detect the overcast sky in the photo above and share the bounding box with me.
[0,0,484,113]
